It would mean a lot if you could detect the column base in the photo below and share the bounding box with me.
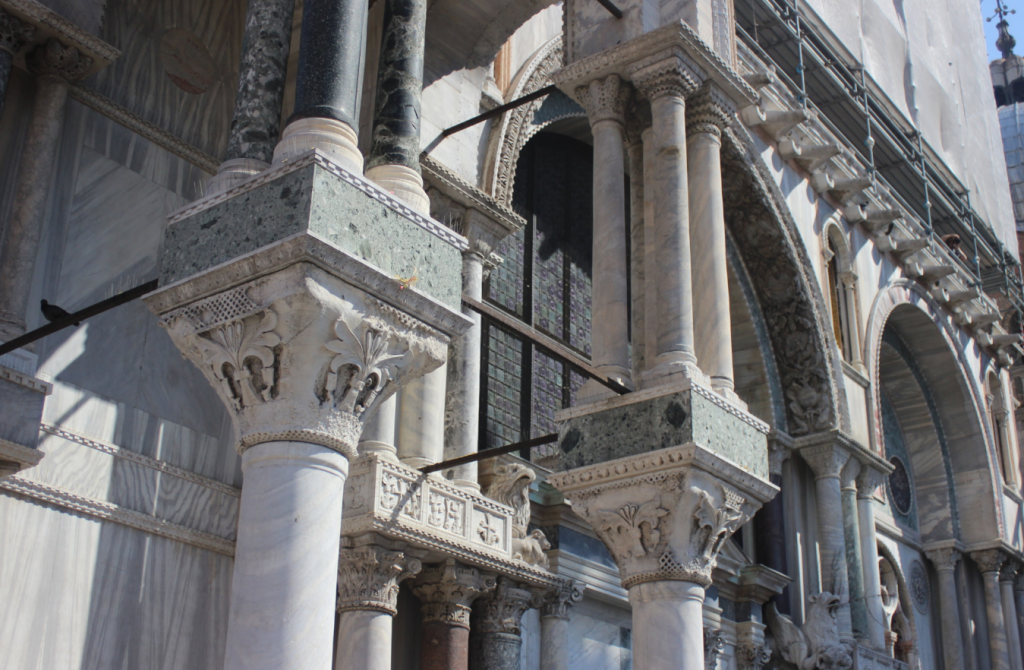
[273,117,363,174]
[643,357,709,389]
[366,164,430,215]
[208,158,269,195]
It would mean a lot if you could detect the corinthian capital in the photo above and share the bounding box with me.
[471,576,542,635]
[27,38,92,81]
[0,9,34,56]
[575,74,631,125]
[971,549,1006,575]
[411,560,497,628]
[549,445,776,589]
[925,547,960,573]
[686,83,736,137]
[540,579,585,620]
[337,543,421,614]
[737,643,772,670]
[629,47,701,101]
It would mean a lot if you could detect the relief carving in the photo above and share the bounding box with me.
[484,463,551,567]
[598,497,668,559]
[323,312,408,417]
[693,487,746,564]
[765,593,852,670]
[412,560,497,628]
[472,576,542,635]
[195,309,280,410]
[336,544,421,614]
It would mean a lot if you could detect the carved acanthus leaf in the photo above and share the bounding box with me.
[694,488,746,564]
[196,309,280,410]
[337,545,421,614]
[598,497,668,559]
[325,313,408,416]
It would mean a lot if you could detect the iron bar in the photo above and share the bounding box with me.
[0,279,159,357]
[595,0,624,19]
[462,294,631,395]
[441,85,558,137]
[419,433,558,474]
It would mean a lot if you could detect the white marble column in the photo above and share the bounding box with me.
[359,395,398,458]
[974,549,1012,670]
[1014,572,1024,666]
[335,541,421,670]
[0,40,91,342]
[627,112,648,386]
[225,442,349,670]
[926,548,965,670]
[1002,559,1024,670]
[641,125,658,375]
[397,363,447,468]
[629,52,701,384]
[687,86,734,395]
[539,580,585,670]
[799,441,854,642]
[857,466,887,650]
[631,581,706,670]
[574,75,632,395]
[840,273,863,369]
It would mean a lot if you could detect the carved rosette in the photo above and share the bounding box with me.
[925,547,960,574]
[412,560,497,629]
[26,38,92,81]
[629,47,701,101]
[574,74,631,126]
[336,544,421,614]
[153,263,448,458]
[549,445,776,590]
[0,9,34,56]
[472,576,543,636]
[540,579,585,620]
[972,549,1007,575]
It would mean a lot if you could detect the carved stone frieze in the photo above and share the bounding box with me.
[471,576,542,636]
[575,74,631,124]
[539,579,585,620]
[336,544,421,614]
[412,560,497,628]
[26,37,91,81]
[0,8,33,56]
[153,263,449,459]
[549,444,776,589]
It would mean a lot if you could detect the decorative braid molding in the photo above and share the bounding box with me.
[0,475,235,556]
[40,424,241,498]
[68,84,221,174]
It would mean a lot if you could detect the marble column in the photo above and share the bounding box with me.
[209,0,295,193]
[926,548,965,670]
[626,109,648,385]
[412,560,496,670]
[839,458,868,640]
[539,580,585,670]
[1014,572,1024,666]
[754,435,792,614]
[840,273,863,369]
[365,0,429,213]
[272,0,367,171]
[1001,559,1024,670]
[396,362,447,468]
[629,52,701,383]
[973,549,1012,670]
[335,540,421,670]
[359,395,398,459]
[469,576,540,670]
[0,39,91,342]
[641,124,659,375]
[857,465,887,650]
[548,444,776,670]
[575,75,632,395]
[799,441,854,642]
[0,9,34,118]
[687,86,734,395]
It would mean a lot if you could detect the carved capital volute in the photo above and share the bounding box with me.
[737,642,773,670]
[925,547,960,573]
[971,548,1007,575]
[704,627,726,669]
[575,74,630,126]
[629,47,701,101]
[1001,557,1022,584]
[540,579,585,620]
[0,9,34,56]
[549,446,775,590]
[336,543,421,614]
[797,442,850,480]
[471,576,543,635]
[26,38,92,81]
[151,263,449,459]
[411,559,497,629]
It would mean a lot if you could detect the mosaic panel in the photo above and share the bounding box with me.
[484,324,524,449]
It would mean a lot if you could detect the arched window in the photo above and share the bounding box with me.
[822,224,862,368]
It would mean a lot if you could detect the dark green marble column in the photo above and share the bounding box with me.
[0,9,34,119]
[291,0,367,125]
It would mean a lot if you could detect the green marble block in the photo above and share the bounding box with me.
[558,388,769,478]
[160,162,464,308]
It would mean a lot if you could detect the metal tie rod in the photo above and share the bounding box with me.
[442,85,558,138]
[420,433,558,474]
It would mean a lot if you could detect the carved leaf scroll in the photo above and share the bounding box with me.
[196,309,280,409]
[598,497,669,559]
[325,313,407,415]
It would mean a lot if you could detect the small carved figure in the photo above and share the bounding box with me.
[764,592,852,670]
[484,463,550,568]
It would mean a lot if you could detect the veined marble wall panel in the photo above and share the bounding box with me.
[843,370,871,447]
[566,607,632,670]
[0,495,231,670]
[422,67,494,185]
[85,0,245,159]
[1003,491,1023,550]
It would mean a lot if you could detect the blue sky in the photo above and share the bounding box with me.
[984,0,1024,60]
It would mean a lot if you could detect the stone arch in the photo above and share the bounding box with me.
[864,280,1004,546]
[720,125,846,437]
[482,36,586,206]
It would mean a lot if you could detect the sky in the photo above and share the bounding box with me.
[984,0,1024,60]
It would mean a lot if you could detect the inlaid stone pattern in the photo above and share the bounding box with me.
[558,386,769,477]
[909,560,929,614]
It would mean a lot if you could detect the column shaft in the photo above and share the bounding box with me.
[1001,566,1024,670]
[360,394,397,457]
[397,362,447,468]
[223,442,349,670]
[641,127,658,375]
[841,277,863,368]
[421,620,470,670]
[413,560,495,670]
[590,116,631,385]
[857,485,886,649]
[539,616,570,670]
[628,138,647,385]
[1014,580,1024,666]
[840,460,868,640]
[211,0,295,192]
[975,551,1012,670]
[927,551,965,670]
[687,122,732,392]
[335,610,393,670]
[446,252,484,488]
[629,581,705,670]
[814,474,853,639]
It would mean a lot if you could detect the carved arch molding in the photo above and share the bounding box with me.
[484,47,843,436]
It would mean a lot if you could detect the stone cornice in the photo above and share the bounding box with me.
[0,0,118,76]
[419,154,524,239]
[552,20,758,110]
[0,437,43,476]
